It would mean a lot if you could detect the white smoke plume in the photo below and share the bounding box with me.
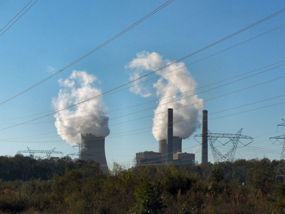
[52,70,110,145]
[126,51,204,141]
[126,51,163,98]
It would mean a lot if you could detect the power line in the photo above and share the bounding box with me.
[136,137,284,167]
[1,23,284,123]
[0,66,284,130]
[0,0,38,37]
[1,8,285,130]
[210,101,285,121]
[101,0,268,78]
[133,141,283,167]
[0,0,33,33]
[0,0,174,106]
[125,22,285,98]
[109,63,285,122]
[109,74,285,126]
[0,61,283,126]
[112,101,285,137]
[2,94,285,142]
[1,5,284,107]
[3,0,223,77]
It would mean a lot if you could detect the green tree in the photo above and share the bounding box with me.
[211,168,224,182]
[132,180,164,214]
[248,158,275,191]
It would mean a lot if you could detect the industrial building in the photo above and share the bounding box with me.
[136,108,195,166]
[136,147,195,165]
[80,133,108,173]
[136,151,163,164]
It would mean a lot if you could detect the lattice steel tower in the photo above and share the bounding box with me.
[17,147,63,159]
[67,142,82,159]
[270,119,285,181]
[194,128,253,163]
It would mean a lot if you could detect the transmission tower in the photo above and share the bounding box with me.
[67,142,82,159]
[17,147,63,159]
[67,142,94,159]
[270,119,285,181]
[278,119,285,130]
[194,128,253,163]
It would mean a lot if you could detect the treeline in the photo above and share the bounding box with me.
[1,156,285,213]
[0,155,101,181]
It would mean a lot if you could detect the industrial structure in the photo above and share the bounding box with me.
[17,147,63,159]
[194,128,253,162]
[80,133,108,173]
[67,142,82,159]
[270,119,285,180]
[201,110,208,164]
[167,108,173,165]
[136,108,195,166]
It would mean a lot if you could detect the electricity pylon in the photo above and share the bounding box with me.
[67,142,94,159]
[278,119,285,130]
[270,119,285,181]
[67,142,82,159]
[194,128,253,163]
[17,147,63,159]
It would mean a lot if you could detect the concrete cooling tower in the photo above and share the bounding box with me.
[80,133,108,173]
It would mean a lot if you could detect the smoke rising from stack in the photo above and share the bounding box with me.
[52,70,110,145]
[126,51,204,140]
[127,51,162,98]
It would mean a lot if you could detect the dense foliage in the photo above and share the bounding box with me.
[0,155,285,213]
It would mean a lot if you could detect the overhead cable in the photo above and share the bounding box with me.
[0,0,174,105]
[1,8,285,129]
[3,93,285,141]
[1,22,284,122]
[0,5,284,106]
[0,0,38,37]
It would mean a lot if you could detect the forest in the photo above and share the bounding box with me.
[1,155,285,214]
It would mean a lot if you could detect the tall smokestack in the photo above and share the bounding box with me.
[201,110,208,164]
[80,133,108,173]
[167,108,173,165]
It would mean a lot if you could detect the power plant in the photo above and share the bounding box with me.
[80,133,108,173]
[136,108,196,165]
[52,67,202,168]
[159,137,182,163]
[76,108,254,168]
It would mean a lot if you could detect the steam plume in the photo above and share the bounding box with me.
[52,70,110,145]
[127,51,204,140]
[126,51,163,98]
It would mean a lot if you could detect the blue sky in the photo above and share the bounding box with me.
[0,0,285,166]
